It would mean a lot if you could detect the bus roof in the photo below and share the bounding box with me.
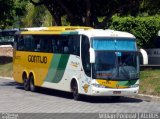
[16,26,135,39]
[77,29,136,38]
[18,26,92,35]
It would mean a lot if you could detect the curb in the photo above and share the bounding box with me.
[0,76,13,80]
[135,94,160,102]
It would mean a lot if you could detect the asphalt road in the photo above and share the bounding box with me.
[0,77,160,113]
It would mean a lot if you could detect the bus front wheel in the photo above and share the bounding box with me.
[72,81,80,101]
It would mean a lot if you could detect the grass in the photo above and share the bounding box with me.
[140,70,160,96]
[0,56,13,77]
[0,58,159,96]
[0,63,13,77]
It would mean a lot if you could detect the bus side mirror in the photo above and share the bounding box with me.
[89,48,95,63]
[140,48,148,65]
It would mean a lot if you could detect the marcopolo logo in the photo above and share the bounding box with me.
[28,55,47,64]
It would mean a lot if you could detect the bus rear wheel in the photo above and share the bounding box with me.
[29,75,36,92]
[72,81,80,101]
[23,76,30,91]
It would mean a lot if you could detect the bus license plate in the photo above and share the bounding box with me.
[113,91,121,94]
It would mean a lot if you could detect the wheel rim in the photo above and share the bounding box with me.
[30,80,34,90]
[30,76,35,92]
[73,83,78,100]
[23,77,29,90]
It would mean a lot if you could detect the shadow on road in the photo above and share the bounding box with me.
[0,81,20,87]
[27,87,144,103]
[1,80,144,103]
[82,96,144,103]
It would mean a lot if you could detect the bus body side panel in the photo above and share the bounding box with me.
[42,54,71,91]
[42,54,89,93]
[13,51,53,85]
[13,51,91,94]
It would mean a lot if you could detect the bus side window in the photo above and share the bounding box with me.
[45,39,53,53]
[39,39,45,52]
[17,36,24,51]
[23,35,32,51]
[81,35,91,77]
[14,35,18,50]
[56,36,65,53]
[63,38,69,54]
[34,38,40,52]
[74,36,80,56]
[57,39,61,53]
[68,35,80,56]
[52,38,57,53]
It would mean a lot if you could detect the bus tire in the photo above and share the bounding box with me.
[23,74,30,91]
[72,81,80,101]
[29,75,36,92]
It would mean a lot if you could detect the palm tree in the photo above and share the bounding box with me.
[23,2,53,27]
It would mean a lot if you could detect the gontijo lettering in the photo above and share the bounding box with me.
[28,55,47,64]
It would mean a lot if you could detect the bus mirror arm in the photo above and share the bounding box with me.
[89,48,95,63]
[140,48,148,65]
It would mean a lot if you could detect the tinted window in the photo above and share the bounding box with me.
[81,35,91,77]
[16,35,80,55]
[17,35,25,51]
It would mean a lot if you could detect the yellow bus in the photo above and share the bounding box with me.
[13,26,140,100]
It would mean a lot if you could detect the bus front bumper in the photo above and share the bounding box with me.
[91,86,139,96]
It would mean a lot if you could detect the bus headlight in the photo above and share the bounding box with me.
[129,84,139,88]
[92,83,106,88]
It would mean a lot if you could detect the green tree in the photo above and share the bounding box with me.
[30,0,160,28]
[12,0,29,28]
[0,0,52,28]
[1,0,160,29]
[29,0,140,28]
[109,16,160,48]
[0,0,14,29]
[140,0,160,15]
[0,0,29,28]
[23,2,53,27]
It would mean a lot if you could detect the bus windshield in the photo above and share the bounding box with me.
[92,37,139,80]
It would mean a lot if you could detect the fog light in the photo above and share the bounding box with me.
[130,84,139,88]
